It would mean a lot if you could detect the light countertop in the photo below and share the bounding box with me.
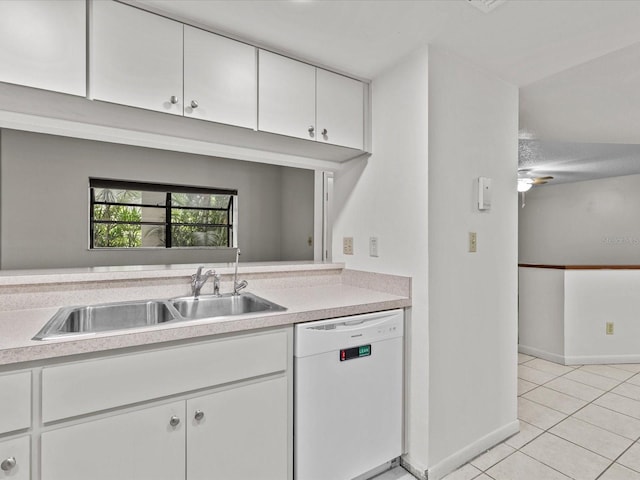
[0,278,411,366]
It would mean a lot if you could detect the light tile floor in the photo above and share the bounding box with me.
[439,353,640,480]
[374,354,640,480]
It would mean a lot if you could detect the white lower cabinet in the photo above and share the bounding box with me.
[41,402,185,480]
[0,436,30,479]
[187,377,288,480]
[40,377,288,480]
[38,327,292,480]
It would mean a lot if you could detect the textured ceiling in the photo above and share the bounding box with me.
[519,140,640,185]
[131,0,640,184]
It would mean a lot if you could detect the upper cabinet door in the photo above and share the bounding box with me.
[316,69,364,150]
[0,0,86,96]
[184,26,257,129]
[90,1,183,115]
[258,50,316,141]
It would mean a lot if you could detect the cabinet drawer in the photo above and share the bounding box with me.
[0,436,30,480]
[0,372,31,434]
[42,330,288,422]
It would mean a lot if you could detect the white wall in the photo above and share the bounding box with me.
[520,174,640,265]
[518,267,566,363]
[333,44,518,480]
[565,270,640,364]
[427,46,518,478]
[332,46,430,474]
[0,129,314,269]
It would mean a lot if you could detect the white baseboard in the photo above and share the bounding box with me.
[519,344,640,366]
[565,353,640,365]
[426,420,520,480]
[518,344,566,365]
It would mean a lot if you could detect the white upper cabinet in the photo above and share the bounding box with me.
[0,0,86,96]
[184,26,257,129]
[258,50,317,142]
[258,50,365,150]
[90,1,183,115]
[316,69,364,150]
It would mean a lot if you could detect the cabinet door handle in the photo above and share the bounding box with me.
[308,125,315,135]
[190,100,199,109]
[170,95,179,105]
[1,457,16,471]
[169,415,180,427]
[194,410,205,421]
[321,128,328,136]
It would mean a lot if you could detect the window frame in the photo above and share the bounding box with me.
[89,178,237,249]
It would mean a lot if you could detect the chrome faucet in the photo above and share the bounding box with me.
[213,271,221,296]
[233,248,248,295]
[191,266,214,299]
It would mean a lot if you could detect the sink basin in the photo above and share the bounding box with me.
[171,293,286,320]
[33,300,179,340]
[33,292,287,340]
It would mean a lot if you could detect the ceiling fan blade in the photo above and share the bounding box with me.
[532,176,554,185]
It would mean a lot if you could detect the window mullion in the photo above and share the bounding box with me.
[166,192,172,249]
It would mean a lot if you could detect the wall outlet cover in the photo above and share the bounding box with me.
[343,237,354,255]
[606,322,614,335]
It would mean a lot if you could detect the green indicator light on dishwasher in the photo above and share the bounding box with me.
[339,344,372,361]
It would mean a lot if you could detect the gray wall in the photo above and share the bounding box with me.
[0,129,314,269]
[280,167,314,260]
[519,174,640,265]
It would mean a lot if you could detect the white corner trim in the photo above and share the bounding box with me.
[518,344,566,365]
[401,454,428,480]
[426,420,520,480]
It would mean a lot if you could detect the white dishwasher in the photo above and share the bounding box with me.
[294,309,404,480]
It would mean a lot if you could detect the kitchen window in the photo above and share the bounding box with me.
[89,179,237,249]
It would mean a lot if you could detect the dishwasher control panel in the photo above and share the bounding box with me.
[294,309,403,358]
[340,344,371,361]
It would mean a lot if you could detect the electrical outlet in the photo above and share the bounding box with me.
[469,232,477,253]
[343,237,354,255]
[369,237,379,257]
[606,322,614,335]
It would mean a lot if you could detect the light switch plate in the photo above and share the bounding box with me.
[369,237,379,257]
[469,232,477,253]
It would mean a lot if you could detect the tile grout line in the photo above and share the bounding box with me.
[504,360,640,478]
[449,357,640,480]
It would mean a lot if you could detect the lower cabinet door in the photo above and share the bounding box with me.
[41,401,185,480]
[187,377,288,480]
[0,436,30,480]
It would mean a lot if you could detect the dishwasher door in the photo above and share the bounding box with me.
[294,309,404,480]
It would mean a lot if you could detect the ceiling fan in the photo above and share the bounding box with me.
[517,169,553,207]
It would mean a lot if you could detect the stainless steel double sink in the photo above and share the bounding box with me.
[32,293,286,340]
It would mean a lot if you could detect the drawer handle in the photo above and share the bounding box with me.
[190,100,199,109]
[169,415,180,427]
[308,125,315,135]
[1,457,16,471]
[194,410,205,421]
[170,95,179,105]
[321,128,328,136]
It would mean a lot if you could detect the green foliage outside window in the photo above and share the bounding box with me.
[91,182,235,249]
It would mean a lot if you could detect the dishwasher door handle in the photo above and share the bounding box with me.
[331,316,394,331]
